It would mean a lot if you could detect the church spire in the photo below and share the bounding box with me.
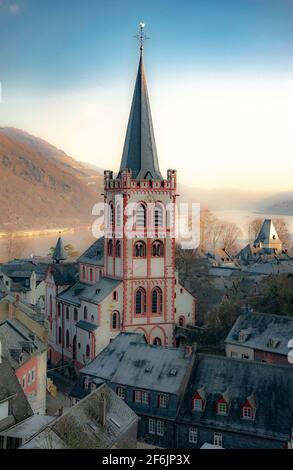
[119,23,163,180]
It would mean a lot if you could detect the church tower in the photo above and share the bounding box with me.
[103,24,191,347]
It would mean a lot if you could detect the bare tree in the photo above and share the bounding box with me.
[220,222,242,254]
[247,218,263,244]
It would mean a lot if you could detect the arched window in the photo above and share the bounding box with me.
[91,315,94,323]
[66,307,69,321]
[152,240,164,257]
[153,337,162,346]
[179,316,186,327]
[49,295,52,316]
[82,266,86,281]
[115,240,121,258]
[112,311,121,330]
[66,330,70,348]
[134,241,146,258]
[153,203,164,228]
[136,203,146,228]
[108,203,114,230]
[58,303,61,317]
[86,344,90,359]
[84,306,88,321]
[58,326,62,345]
[135,288,146,315]
[152,287,163,314]
[74,308,78,322]
[90,268,93,282]
[108,239,113,256]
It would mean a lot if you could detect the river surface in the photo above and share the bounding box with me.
[0,210,292,262]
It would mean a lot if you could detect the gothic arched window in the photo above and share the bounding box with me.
[112,311,121,330]
[66,307,69,321]
[134,241,146,258]
[58,326,62,345]
[82,266,86,281]
[136,203,146,228]
[135,288,146,315]
[108,239,113,256]
[152,287,163,314]
[115,240,121,258]
[152,240,164,257]
[74,308,78,322]
[49,295,53,316]
[66,330,70,348]
[153,203,164,228]
[90,268,93,282]
[86,345,90,359]
[84,306,88,321]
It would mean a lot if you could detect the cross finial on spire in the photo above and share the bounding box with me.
[134,21,149,51]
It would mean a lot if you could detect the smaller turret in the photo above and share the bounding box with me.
[53,234,67,264]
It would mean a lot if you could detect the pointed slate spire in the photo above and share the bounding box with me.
[53,235,67,264]
[119,49,163,180]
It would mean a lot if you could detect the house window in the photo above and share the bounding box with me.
[158,394,168,408]
[243,406,254,420]
[217,402,228,416]
[230,351,238,358]
[134,241,146,258]
[189,427,198,444]
[152,287,162,314]
[152,240,164,257]
[31,368,35,383]
[136,203,146,228]
[179,316,185,327]
[86,345,90,359]
[135,288,146,315]
[242,354,249,360]
[214,432,223,447]
[22,375,26,388]
[28,372,31,386]
[193,398,203,412]
[134,390,149,405]
[74,308,78,321]
[84,306,88,321]
[117,387,126,400]
[66,307,69,321]
[156,420,165,437]
[112,311,121,330]
[113,291,118,301]
[115,240,121,258]
[153,337,162,346]
[149,419,156,435]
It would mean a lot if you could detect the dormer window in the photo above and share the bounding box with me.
[192,388,206,412]
[217,402,228,416]
[193,398,203,411]
[242,395,256,420]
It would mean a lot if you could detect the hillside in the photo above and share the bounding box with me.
[257,192,293,215]
[0,128,104,231]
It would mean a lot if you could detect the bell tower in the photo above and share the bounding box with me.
[103,24,179,346]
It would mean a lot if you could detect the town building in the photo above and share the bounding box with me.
[46,41,196,368]
[0,346,33,449]
[71,332,196,447]
[0,294,48,414]
[225,311,293,365]
[21,383,139,449]
[176,354,293,449]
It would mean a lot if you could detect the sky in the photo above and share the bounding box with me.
[0,0,293,191]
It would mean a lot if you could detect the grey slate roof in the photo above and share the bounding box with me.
[22,384,138,449]
[254,219,280,245]
[53,236,67,262]
[0,259,49,283]
[0,357,33,431]
[0,415,55,440]
[119,51,163,180]
[225,312,293,356]
[78,237,104,266]
[76,320,98,333]
[57,276,121,306]
[81,332,194,395]
[177,354,293,441]
[49,262,78,286]
[0,318,47,369]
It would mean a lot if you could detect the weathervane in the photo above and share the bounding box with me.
[134,22,149,51]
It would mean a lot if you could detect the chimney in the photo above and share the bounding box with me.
[99,392,107,426]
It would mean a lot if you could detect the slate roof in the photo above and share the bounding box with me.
[0,415,55,440]
[22,384,138,449]
[254,219,280,245]
[0,259,49,283]
[76,320,98,333]
[0,318,47,369]
[178,354,293,441]
[0,356,33,431]
[119,51,163,180]
[53,236,67,262]
[57,277,121,306]
[80,332,194,395]
[78,237,104,266]
[49,262,78,286]
[225,312,293,356]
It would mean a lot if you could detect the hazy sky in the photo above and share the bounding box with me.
[0,0,293,191]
